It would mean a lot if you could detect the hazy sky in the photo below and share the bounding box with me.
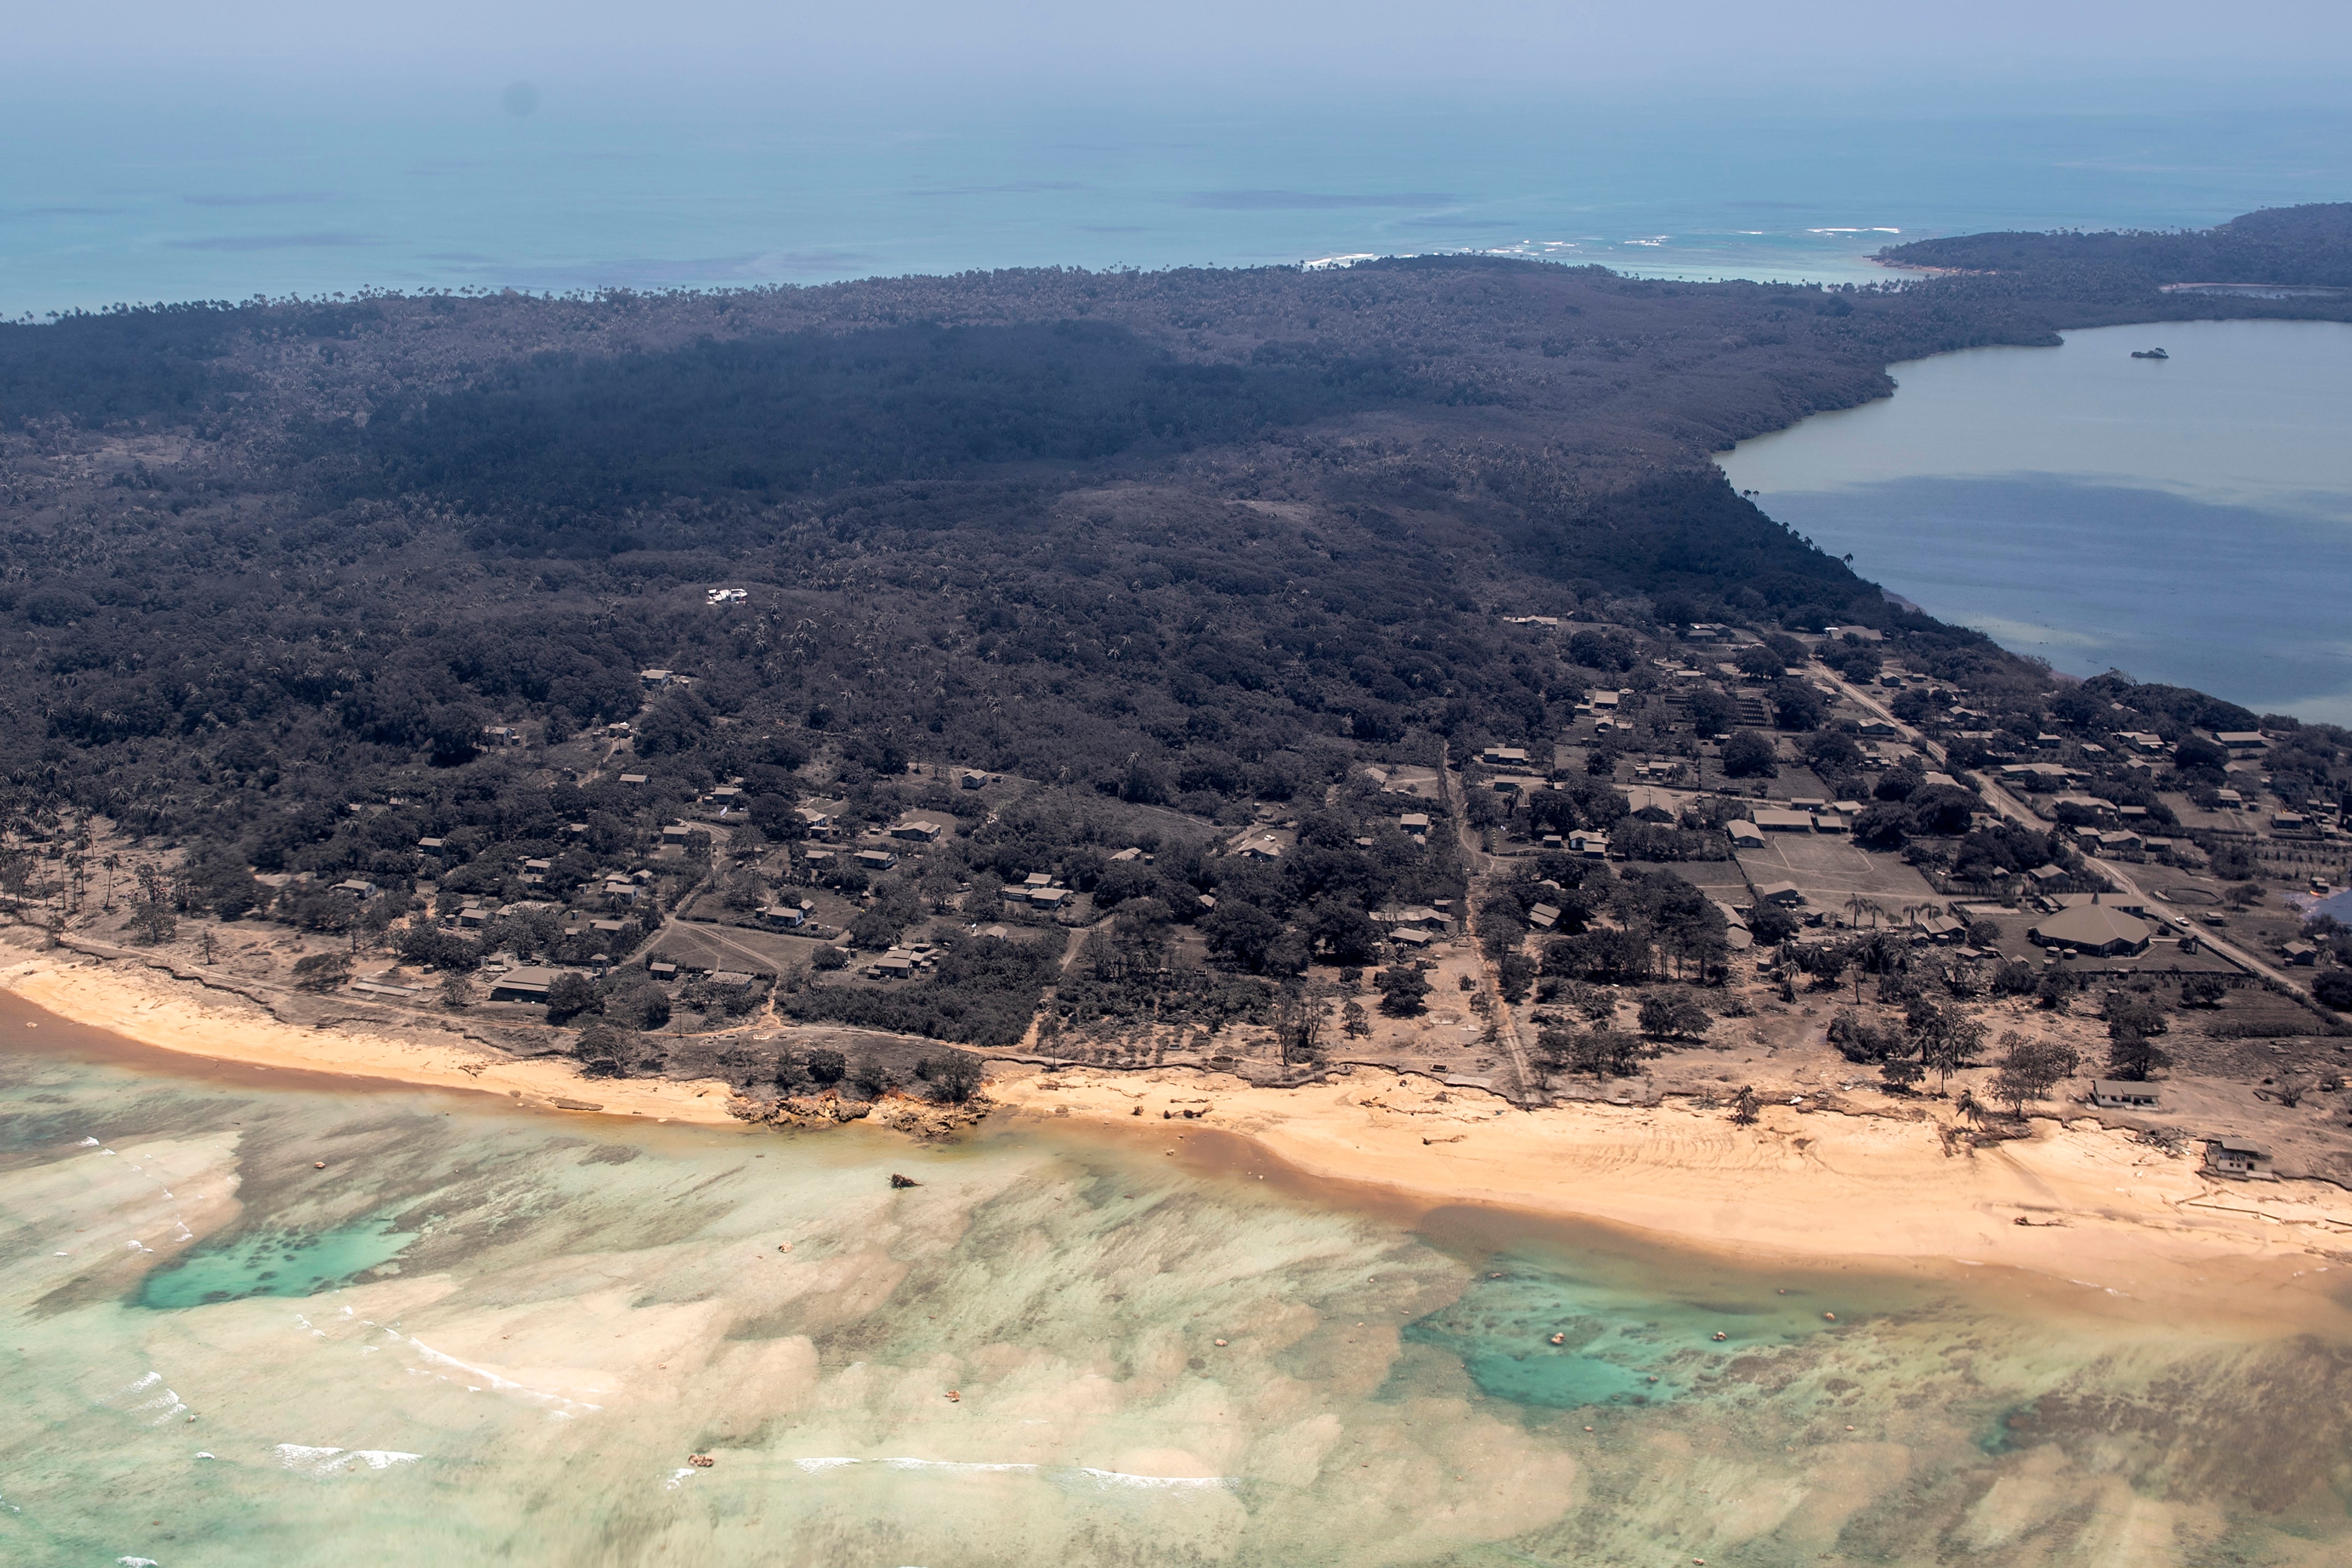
[16,0,2352,97]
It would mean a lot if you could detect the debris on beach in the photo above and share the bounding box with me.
[889,1172,920,1188]
[688,1454,715,1468]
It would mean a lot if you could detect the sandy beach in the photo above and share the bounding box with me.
[11,947,2352,1314]
[0,950,744,1126]
[989,1065,2352,1322]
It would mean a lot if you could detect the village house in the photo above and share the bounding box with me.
[1399,812,1431,838]
[2090,1081,2161,1110]
[640,669,674,689]
[854,848,898,871]
[890,820,944,843]
[331,879,379,900]
[486,966,563,1004]
[1726,820,1767,849]
[1752,808,1816,834]
[2205,1138,2273,1178]
[1623,787,1677,824]
[1756,881,1805,907]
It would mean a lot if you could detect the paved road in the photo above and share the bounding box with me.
[1817,669,2308,996]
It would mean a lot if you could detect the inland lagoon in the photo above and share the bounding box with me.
[1718,318,2352,723]
[6,1013,2352,1567]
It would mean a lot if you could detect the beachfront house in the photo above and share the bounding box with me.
[2205,1138,2273,1178]
[486,966,561,1003]
[2090,1081,2160,1109]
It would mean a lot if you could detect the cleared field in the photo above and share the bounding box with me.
[1624,860,1752,901]
[1734,836,1939,910]
[652,919,830,977]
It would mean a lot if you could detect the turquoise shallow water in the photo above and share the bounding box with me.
[6,1009,2352,1565]
[136,1216,413,1310]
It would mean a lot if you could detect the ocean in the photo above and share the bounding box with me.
[1717,319,2352,724]
[7,1006,2352,1566]
[4,85,2351,312]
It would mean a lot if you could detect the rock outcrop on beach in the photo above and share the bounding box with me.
[727,1088,992,1138]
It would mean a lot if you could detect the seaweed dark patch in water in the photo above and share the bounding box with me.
[1998,1336,2352,1514]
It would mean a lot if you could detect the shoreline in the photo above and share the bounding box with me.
[1,951,745,1126]
[12,949,2352,1318]
[986,1064,2352,1323]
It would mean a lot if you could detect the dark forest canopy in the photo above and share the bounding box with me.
[0,206,2345,927]
[1879,202,2352,289]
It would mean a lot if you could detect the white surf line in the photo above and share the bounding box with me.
[111,1369,191,1425]
[275,1444,424,1475]
[788,1457,1234,1490]
[397,1333,604,1416]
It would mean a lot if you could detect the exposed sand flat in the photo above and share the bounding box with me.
[1,953,743,1126]
[996,1066,2352,1320]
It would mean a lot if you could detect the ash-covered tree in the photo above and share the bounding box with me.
[1768,679,1824,731]
[1720,730,1778,779]
[1271,982,1325,1066]
[2106,1027,2171,1082]
[292,950,351,991]
[1496,951,1537,1003]
[921,1048,986,1103]
[1637,993,1711,1039]
[545,971,601,1024]
[578,1021,649,1078]
[1907,998,1985,1092]
[1374,963,1432,1016]
[130,863,177,945]
[2180,974,2229,1008]
[1687,687,1739,738]
[1990,1032,2081,1115]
